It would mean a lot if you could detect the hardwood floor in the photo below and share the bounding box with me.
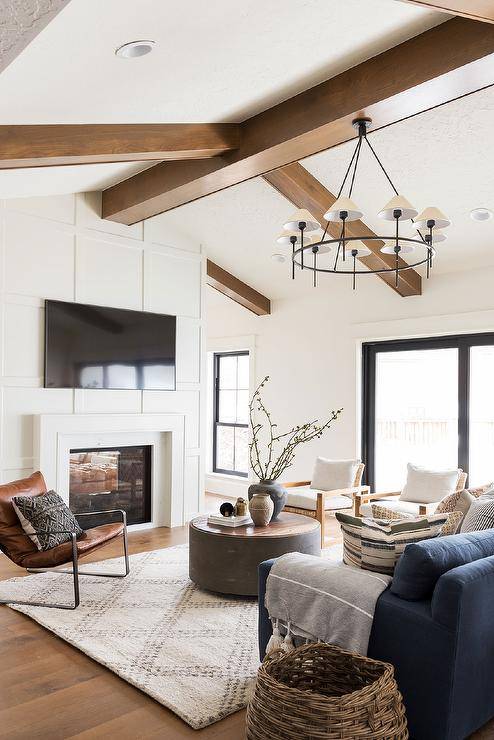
[0,502,491,739]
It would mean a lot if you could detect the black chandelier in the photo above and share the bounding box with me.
[276,117,450,290]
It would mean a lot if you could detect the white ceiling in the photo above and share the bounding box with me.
[0,161,156,199]
[0,0,441,125]
[0,0,441,196]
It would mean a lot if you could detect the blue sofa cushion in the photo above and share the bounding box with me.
[391,530,494,601]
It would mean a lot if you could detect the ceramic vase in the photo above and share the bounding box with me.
[248,492,274,527]
[248,480,287,522]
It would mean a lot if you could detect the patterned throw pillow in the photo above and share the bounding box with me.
[460,497,494,533]
[12,490,83,551]
[335,512,363,568]
[360,513,449,576]
[440,510,463,536]
[371,504,413,521]
[436,483,494,514]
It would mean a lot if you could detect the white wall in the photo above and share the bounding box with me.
[206,265,494,489]
[0,191,205,523]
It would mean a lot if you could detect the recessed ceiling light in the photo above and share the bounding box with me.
[470,207,493,222]
[271,253,286,263]
[115,40,155,59]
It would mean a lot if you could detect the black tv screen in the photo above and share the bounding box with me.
[44,300,176,390]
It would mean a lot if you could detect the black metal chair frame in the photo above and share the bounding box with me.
[0,509,130,610]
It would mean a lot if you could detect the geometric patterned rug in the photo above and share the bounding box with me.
[0,545,259,729]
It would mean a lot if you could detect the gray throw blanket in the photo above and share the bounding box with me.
[265,552,392,655]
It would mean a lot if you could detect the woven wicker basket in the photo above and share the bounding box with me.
[246,643,408,739]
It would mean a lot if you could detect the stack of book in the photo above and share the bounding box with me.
[207,513,252,528]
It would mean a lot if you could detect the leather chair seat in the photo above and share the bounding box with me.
[19,522,125,569]
[0,471,125,570]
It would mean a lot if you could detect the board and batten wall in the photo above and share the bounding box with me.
[206,263,494,492]
[0,191,205,523]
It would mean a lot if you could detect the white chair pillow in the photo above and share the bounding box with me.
[310,458,360,493]
[399,463,459,504]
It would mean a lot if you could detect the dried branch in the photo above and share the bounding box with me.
[248,376,342,481]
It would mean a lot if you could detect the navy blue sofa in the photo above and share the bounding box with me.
[258,530,494,740]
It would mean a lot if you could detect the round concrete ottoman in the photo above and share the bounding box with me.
[189,512,321,596]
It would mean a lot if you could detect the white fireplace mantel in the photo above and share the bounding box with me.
[34,413,186,528]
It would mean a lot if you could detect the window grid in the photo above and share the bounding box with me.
[213,351,249,477]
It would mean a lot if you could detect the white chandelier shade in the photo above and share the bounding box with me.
[381,243,415,254]
[323,196,362,222]
[311,242,332,254]
[415,207,450,230]
[276,231,315,246]
[378,195,418,221]
[283,209,320,232]
[424,231,447,243]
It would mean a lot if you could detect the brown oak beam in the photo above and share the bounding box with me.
[206,260,271,315]
[263,163,421,297]
[0,124,240,169]
[397,1,494,23]
[102,17,494,224]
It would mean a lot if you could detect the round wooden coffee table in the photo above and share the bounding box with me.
[189,512,320,596]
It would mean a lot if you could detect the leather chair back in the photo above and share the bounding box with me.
[0,471,47,565]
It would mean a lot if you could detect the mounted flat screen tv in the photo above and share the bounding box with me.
[44,300,176,390]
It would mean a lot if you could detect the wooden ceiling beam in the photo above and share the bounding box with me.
[0,124,240,169]
[397,1,494,24]
[102,17,494,225]
[206,260,271,315]
[263,163,421,297]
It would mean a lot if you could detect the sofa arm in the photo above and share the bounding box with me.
[432,554,494,631]
[258,559,276,660]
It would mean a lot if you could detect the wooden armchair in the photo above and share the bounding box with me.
[283,463,369,547]
[354,469,468,517]
[0,471,129,609]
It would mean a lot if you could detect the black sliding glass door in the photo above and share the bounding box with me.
[362,333,494,492]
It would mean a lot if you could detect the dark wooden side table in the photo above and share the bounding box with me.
[189,512,321,596]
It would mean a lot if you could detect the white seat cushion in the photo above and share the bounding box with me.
[399,463,459,504]
[286,486,353,511]
[310,458,360,494]
[359,499,437,518]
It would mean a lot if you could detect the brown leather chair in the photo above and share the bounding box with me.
[0,471,129,609]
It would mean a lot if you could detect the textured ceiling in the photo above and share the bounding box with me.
[0,0,68,73]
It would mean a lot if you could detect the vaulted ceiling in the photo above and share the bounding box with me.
[0,0,493,301]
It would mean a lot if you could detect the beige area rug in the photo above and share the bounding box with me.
[0,542,342,729]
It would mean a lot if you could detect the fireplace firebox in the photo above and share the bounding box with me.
[69,445,152,526]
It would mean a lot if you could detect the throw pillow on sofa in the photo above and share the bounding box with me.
[371,504,414,521]
[461,496,494,533]
[436,482,494,514]
[399,463,460,504]
[440,510,463,536]
[12,490,83,551]
[361,513,449,576]
[335,511,363,568]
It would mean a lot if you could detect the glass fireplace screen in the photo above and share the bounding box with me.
[69,445,151,526]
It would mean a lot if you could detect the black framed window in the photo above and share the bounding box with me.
[213,351,249,476]
[362,333,494,492]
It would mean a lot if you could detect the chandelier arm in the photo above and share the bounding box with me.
[363,133,399,197]
[336,138,361,199]
[333,241,341,271]
[348,134,363,199]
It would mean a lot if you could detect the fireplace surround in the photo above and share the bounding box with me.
[35,413,187,529]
